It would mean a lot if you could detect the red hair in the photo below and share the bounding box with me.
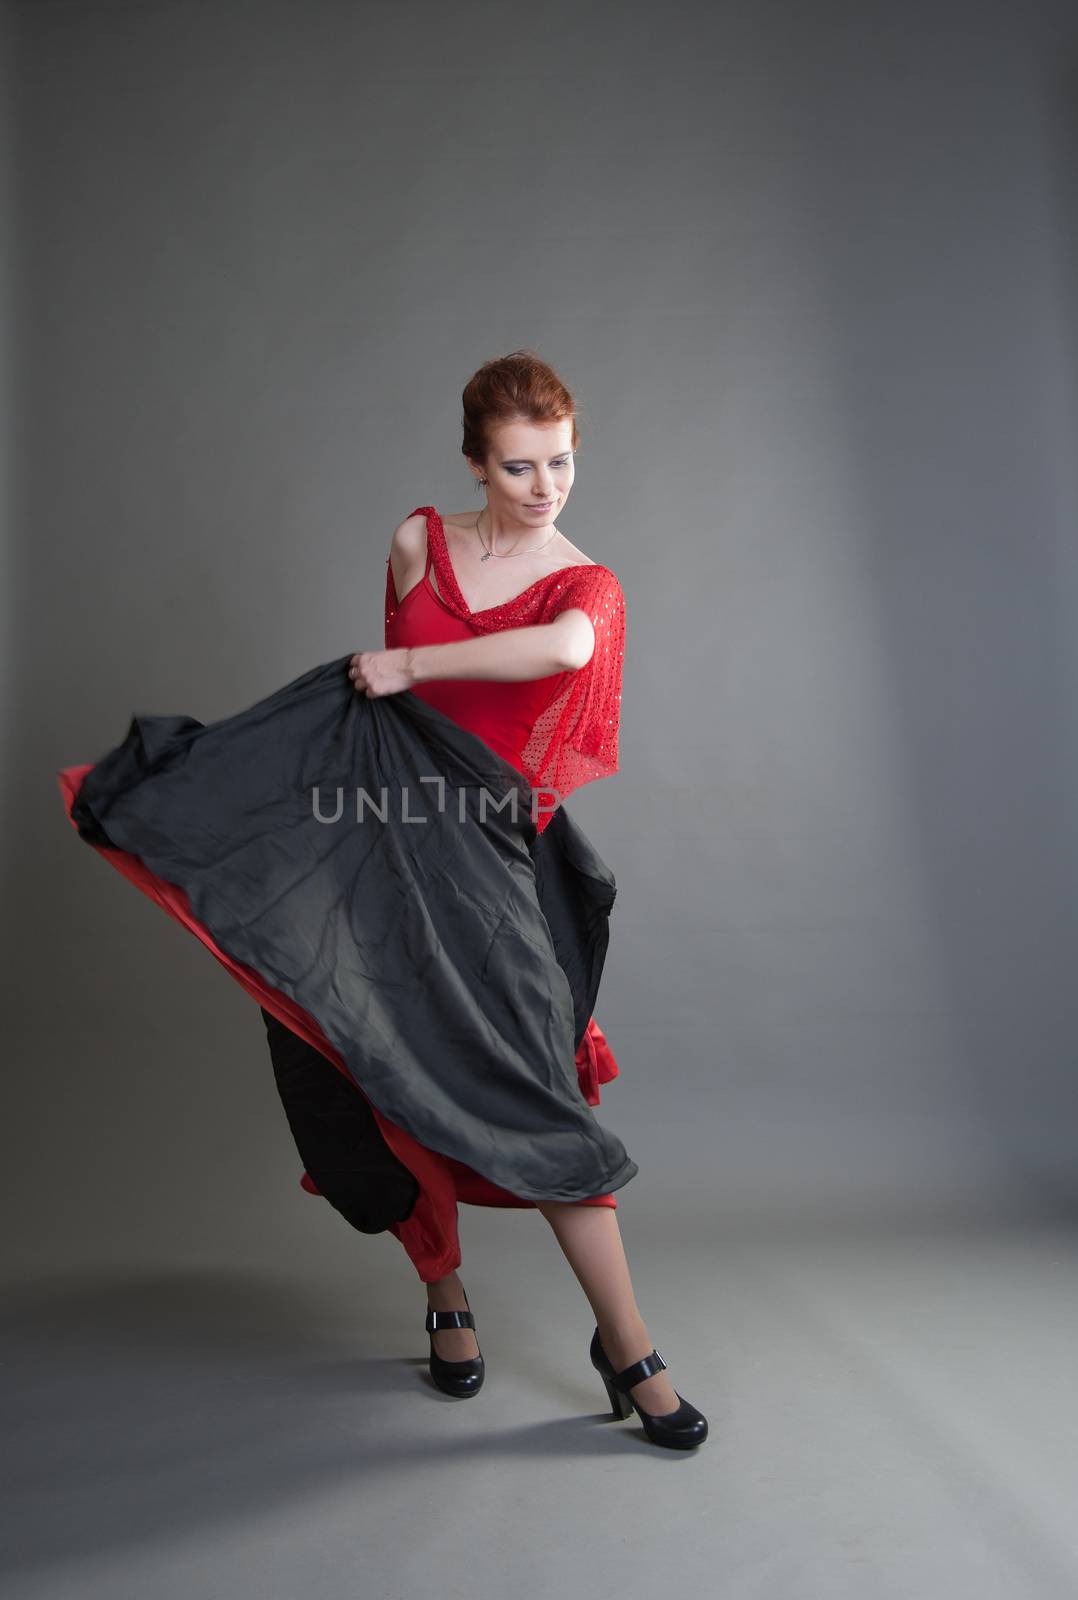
[461,349,583,470]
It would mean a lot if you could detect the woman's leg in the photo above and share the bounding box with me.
[535,1201,681,1415]
[424,1266,481,1361]
[262,1008,479,1359]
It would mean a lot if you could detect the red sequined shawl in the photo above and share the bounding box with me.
[385,505,625,829]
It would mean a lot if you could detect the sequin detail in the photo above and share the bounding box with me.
[384,505,624,832]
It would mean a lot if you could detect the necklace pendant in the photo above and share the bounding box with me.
[481,551,492,561]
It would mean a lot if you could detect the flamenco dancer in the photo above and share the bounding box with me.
[57,349,707,1450]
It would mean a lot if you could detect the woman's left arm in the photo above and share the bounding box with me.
[350,611,595,697]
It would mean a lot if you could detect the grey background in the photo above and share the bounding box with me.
[6,0,1078,1276]
[7,4,1078,1597]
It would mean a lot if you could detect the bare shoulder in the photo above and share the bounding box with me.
[549,529,599,569]
[390,510,428,561]
[561,539,597,568]
[387,510,429,601]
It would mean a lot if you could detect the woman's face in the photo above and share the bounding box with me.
[471,418,576,528]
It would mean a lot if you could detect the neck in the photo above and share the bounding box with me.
[481,506,557,551]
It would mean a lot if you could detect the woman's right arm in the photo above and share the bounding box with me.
[382,513,590,681]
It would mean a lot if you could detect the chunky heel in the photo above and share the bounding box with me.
[425,1286,485,1397]
[600,1370,634,1419]
[589,1325,708,1449]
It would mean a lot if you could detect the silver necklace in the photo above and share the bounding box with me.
[474,505,560,562]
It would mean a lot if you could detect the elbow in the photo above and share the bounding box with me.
[559,639,594,673]
[552,612,595,673]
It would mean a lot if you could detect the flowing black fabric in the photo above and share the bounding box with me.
[69,654,639,1203]
[260,1003,422,1234]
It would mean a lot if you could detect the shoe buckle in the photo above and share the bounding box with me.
[614,1346,668,1391]
[427,1308,475,1331]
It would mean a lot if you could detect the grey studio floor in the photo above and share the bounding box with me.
[3,1201,1077,1600]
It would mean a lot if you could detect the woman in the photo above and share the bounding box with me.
[57,349,707,1450]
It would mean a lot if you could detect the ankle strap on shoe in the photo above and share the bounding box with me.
[613,1348,668,1391]
[426,1308,476,1332]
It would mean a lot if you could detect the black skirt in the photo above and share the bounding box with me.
[66,654,639,1204]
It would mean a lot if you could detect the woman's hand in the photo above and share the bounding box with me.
[348,648,415,698]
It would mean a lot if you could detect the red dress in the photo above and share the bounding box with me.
[56,503,628,1284]
[303,503,627,1274]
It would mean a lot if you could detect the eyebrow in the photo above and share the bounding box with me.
[499,452,572,465]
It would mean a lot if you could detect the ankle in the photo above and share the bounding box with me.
[597,1308,646,1346]
[426,1270,466,1306]
[598,1314,658,1369]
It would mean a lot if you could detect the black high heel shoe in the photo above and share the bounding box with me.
[425,1287,485,1397]
[590,1326,708,1449]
